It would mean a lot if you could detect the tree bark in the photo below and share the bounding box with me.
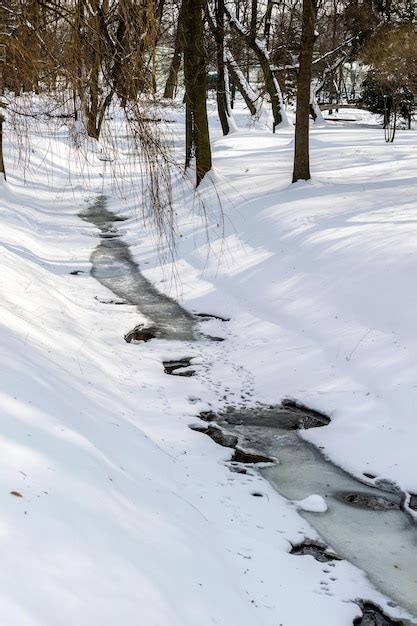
[0,63,5,179]
[215,0,230,135]
[185,101,193,168]
[205,2,257,117]
[183,0,212,185]
[164,1,185,99]
[224,5,288,130]
[250,0,258,38]
[225,50,257,116]
[205,0,230,134]
[0,112,6,181]
[264,0,273,49]
[292,0,317,183]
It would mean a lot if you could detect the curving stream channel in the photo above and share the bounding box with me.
[82,197,417,625]
[198,405,417,623]
[80,195,195,341]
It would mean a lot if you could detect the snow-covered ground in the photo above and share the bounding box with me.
[1,101,417,625]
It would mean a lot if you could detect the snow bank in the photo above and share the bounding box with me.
[0,104,414,625]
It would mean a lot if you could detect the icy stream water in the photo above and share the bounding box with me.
[82,197,417,624]
[207,405,417,623]
[265,432,417,620]
[80,196,195,341]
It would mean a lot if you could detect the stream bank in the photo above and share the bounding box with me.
[83,196,416,625]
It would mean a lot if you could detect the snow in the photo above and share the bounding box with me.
[1,102,416,625]
[225,49,258,104]
[295,495,328,513]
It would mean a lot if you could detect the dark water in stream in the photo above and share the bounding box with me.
[80,195,196,341]
[198,405,417,624]
[82,197,417,625]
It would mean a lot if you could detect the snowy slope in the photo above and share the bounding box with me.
[0,103,416,625]
[163,106,417,493]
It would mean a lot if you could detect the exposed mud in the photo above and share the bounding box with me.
[198,402,330,430]
[194,312,230,322]
[124,325,157,343]
[205,425,238,449]
[204,335,225,342]
[232,446,275,464]
[94,296,128,305]
[354,602,406,625]
[408,495,417,511]
[290,540,341,563]
[163,358,195,376]
[339,492,401,511]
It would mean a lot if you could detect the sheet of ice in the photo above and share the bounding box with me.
[263,431,417,619]
[80,195,195,341]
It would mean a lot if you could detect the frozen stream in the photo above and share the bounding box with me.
[264,432,417,622]
[200,406,417,623]
[82,197,417,624]
[80,196,195,341]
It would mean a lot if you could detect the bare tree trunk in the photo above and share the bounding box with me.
[215,0,230,135]
[79,0,105,139]
[264,0,273,48]
[310,94,325,124]
[0,112,5,181]
[0,60,5,179]
[250,0,258,37]
[183,11,194,169]
[329,0,338,114]
[205,0,230,134]
[185,101,193,168]
[225,50,257,116]
[183,0,212,185]
[205,2,257,117]
[224,4,288,130]
[292,0,317,183]
[164,1,185,99]
[230,78,236,108]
